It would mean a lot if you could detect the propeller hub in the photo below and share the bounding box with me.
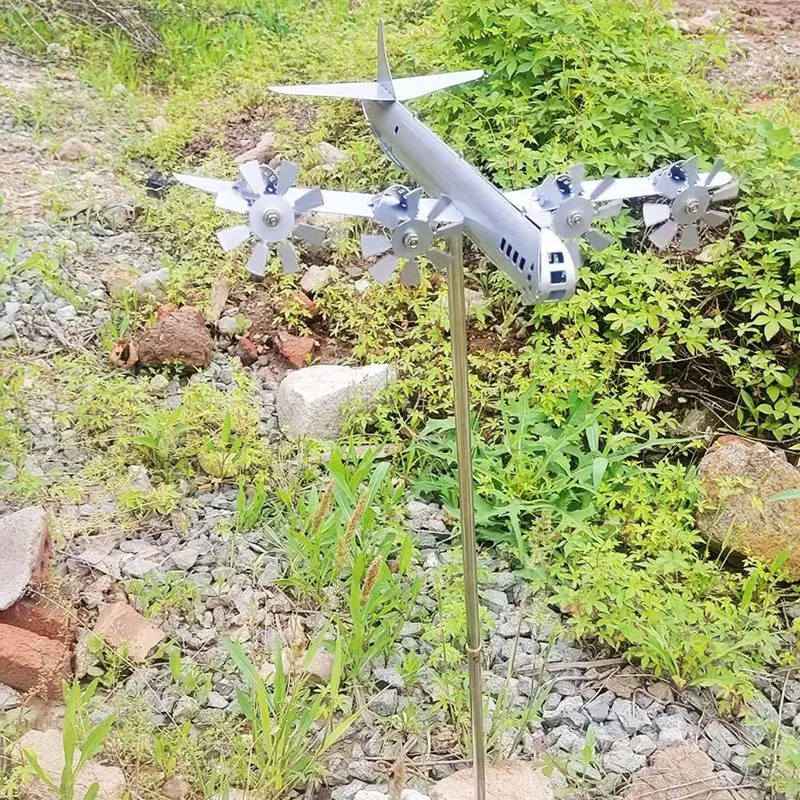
[551,197,594,238]
[249,195,294,243]
[672,186,710,225]
[392,219,433,258]
[263,209,282,228]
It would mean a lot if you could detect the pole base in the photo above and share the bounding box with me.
[430,761,554,800]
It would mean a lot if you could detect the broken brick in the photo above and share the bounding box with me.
[93,602,165,661]
[274,330,316,368]
[0,623,70,695]
[236,335,259,366]
[0,596,76,643]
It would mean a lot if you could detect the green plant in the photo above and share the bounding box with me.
[21,682,116,800]
[414,393,788,697]
[126,572,198,618]
[222,637,359,798]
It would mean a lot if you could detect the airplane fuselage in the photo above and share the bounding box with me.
[362,99,573,301]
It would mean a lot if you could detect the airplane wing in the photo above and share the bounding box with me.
[174,174,462,224]
[503,169,734,213]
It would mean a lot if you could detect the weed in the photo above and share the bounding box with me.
[126,572,198,619]
[222,637,360,798]
[21,681,116,800]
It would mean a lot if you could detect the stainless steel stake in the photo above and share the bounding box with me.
[446,234,487,800]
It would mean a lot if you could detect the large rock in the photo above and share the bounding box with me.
[697,436,800,579]
[623,743,734,800]
[14,728,126,800]
[135,305,213,369]
[431,761,553,800]
[276,364,394,441]
[0,507,51,610]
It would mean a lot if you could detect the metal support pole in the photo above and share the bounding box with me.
[446,234,487,800]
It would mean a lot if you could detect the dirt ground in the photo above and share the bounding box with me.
[670,0,800,100]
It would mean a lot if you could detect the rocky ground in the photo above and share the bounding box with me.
[0,8,799,799]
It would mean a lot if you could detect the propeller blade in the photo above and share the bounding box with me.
[682,155,699,187]
[399,259,421,286]
[426,248,452,270]
[361,233,392,258]
[240,161,266,195]
[643,202,671,228]
[246,242,269,277]
[589,175,614,201]
[703,157,724,187]
[595,199,623,219]
[566,240,582,268]
[370,253,400,284]
[584,229,613,251]
[536,175,563,209]
[292,187,323,213]
[680,223,700,251]
[173,173,234,195]
[703,210,730,228]
[568,163,585,190]
[404,187,423,219]
[648,219,679,250]
[278,240,300,274]
[712,182,739,203]
[427,195,453,222]
[295,223,326,248]
[373,201,400,228]
[277,160,299,195]
[216,192,249,214]
[217,224,251,252]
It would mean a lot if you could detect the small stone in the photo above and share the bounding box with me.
[235,131,276,165]
[630,734,656,756]
[131,268,170,298]
[149,374,170,397]
[352,792,387,800]
[0,506,51,610]
[611,698,649,735]
[121,556,157,578]
[602,743,646,774]
[297,648,334,686]
[656,714,690,746]
[93,602,165,661]
[55,305,77,323]
[161,776,191,800]
[206,691,228,709]
[585,691,614,722]
[126,465,152,492]
[173,695,199,723]
[480,589,509,614]
[58,137,93,161]
[217,316,240,336]
[300,264,336,295]
[332,781,367,800]
[151,115,169,133]
[171,549,199,570]
[0,684,21,710]
[370,688,399,716]
[354,277,371,294]
[431,761,553,800]
[318,141,348,169]
[373,667,405,690]
[401,791,428,800]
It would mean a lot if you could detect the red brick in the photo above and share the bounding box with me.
[94,602,165,661]
[0,596,76,643]
[274,330,316,368]
[0,623,70,696]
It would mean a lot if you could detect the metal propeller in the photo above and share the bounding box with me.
[535,164,622,265]
[360,187,458,286]
[644,156,739,251]
[175,160,325,278]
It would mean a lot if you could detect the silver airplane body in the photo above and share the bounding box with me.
[175,23,737,304]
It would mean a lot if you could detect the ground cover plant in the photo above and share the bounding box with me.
[1,0,800,793]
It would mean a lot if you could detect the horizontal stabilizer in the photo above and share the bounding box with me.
[269,69,483,103]
[392,70,484,100]
[269,81,394,101]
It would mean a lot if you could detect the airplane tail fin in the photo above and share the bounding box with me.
[269,22,483,102]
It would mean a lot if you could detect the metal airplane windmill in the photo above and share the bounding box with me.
[175,22,739,800]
